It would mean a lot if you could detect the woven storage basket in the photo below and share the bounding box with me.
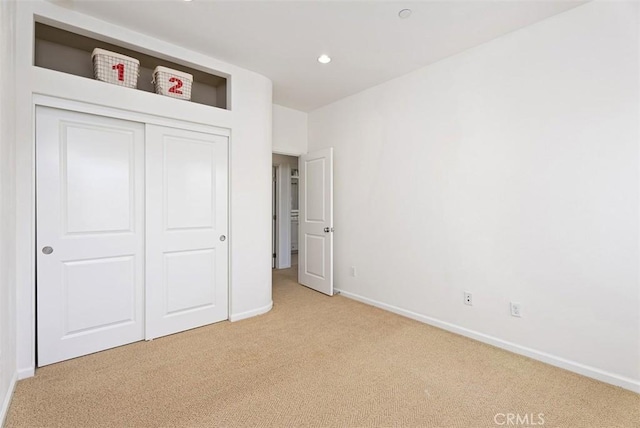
[91,48,140,88]
[152,66,193,101]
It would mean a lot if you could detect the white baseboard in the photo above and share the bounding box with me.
[335,288,640,394]
[0,372,17,427]
[229,301,273,322]
[17,367,34,380]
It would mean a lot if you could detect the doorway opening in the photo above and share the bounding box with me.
[272,153,299,271]
[273,148,334,296]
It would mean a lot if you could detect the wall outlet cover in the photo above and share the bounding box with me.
[510,302,522,317]
[464,292,472,306]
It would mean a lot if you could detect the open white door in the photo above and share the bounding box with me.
[36,107,145,366]
[145,125,229,340]
[298,148,334,295]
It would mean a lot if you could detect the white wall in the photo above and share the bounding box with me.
[273,104,307,155]
[0,0,17,422]
[14,0,272,376]
[309,1,639,392]
[227,68,273,321]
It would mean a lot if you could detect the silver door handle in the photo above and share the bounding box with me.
[42,246,53,255]
[219,235,226,242]
[324,227,330,233]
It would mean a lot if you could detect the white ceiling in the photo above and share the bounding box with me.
[63,0,586,112]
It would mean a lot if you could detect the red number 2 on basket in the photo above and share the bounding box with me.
[112,63,125,81]
[169,77,183,95]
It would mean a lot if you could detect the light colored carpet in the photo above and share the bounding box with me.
[6,267,640,427]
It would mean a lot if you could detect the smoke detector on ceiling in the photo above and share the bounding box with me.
[398,9,412,19]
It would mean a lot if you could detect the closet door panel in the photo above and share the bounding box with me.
[164,137,215,229]
[146,125,229,339]
[36,106,145,366]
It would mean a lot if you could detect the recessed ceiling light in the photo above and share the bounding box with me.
[317,54,331,64]
[398,9,412,19]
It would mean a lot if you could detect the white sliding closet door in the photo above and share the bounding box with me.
[36,106,145,366]
[145,125,229,339]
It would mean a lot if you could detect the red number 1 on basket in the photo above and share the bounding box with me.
[112,63,125,81]
[169,77,183,95]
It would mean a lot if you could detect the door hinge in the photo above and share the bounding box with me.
[273,215,276,220]
[273,253,276,258]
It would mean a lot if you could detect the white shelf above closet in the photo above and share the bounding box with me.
[32,67,232,127]
[34,22,229,110]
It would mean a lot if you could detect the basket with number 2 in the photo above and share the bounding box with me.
[152,66,193,101]
[91,48,140,88]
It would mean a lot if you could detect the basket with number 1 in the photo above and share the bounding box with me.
[152,66,193,101]
[91,48,140,88]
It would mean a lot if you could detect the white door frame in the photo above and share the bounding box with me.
[272,165,277,269]
[272,162,292,269]
[29,95,232,368]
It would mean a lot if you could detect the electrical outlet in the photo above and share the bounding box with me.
[464,292,472,306]
[510,302,522,317]
[350,266,357,277]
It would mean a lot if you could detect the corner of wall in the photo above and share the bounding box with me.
[0,0,19,422]
[0,372,17,426]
